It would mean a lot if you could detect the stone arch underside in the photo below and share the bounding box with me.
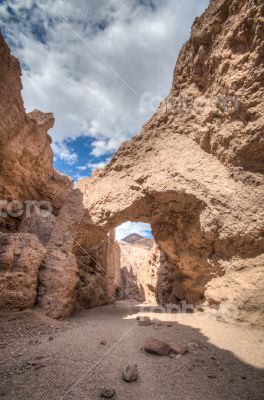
[36,0,264,324]
[38,131,264,322]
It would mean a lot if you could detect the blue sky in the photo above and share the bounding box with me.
[52,136,112,182]
[0,0,209,236]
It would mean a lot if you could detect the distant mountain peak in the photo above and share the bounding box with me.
[121,233,144,243]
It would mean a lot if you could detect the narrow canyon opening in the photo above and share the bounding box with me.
[114,222,157,304]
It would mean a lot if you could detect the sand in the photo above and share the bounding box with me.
[0,301,263,399]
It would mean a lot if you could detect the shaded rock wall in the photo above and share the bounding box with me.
[115,240,158,302]
[75,231,116,309]
[0,233,45,311]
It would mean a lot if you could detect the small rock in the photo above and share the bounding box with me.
[152,318,162,326]
[170,344,188,355]
[34,362,45,370]
[100,340,107,345]
[144,338,170,355]
[167,323,172,327]
[122,362,138,382]
[138,316,151,326]
[187,363,194,371]
[48,336,54,341]
[100,387,116,399]
[207,374,217,379]
[26,361,37,366]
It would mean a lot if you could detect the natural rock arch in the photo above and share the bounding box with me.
[33,0,264,324]
[39,133,264,321]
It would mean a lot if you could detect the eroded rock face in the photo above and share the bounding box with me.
[0,33,72,215]
[75,231,116,309]
[43,0,264,324]
[19,206,56,246]
[115,239,157,302]
[0,233,45,311]
[0,33,73,313]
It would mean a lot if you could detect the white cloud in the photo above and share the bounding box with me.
[76,158,111,172]
[2,0,209,160]
[116,221,152,241]
[52,141,78,165]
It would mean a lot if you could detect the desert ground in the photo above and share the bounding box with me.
[0,301,263,400]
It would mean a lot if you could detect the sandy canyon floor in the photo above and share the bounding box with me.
[0,301,263,400]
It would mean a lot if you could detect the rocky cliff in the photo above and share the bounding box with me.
[52,0,263,324]
[0,33,72,217]
[115,237,157,302]
[0,33,117,315]
[0,32,72,313]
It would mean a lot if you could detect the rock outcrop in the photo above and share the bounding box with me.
[115,237,157,302]
[0,32,74,313]
[0,33,72,216]
[75,230,116,310]
[40,0,264,323]
[0,233,45,311]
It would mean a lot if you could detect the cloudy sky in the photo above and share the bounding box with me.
[1,0,208,238]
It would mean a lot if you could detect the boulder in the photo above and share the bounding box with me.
[170,344,188,355]
[144,338,171,356]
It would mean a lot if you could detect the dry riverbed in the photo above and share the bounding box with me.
[0,301,263,399]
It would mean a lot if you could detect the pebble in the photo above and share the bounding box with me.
[122,362,138,382]
[100,340,107,345]
[138,316,151,326]
[34,362,46,370]
[100,387,116,399]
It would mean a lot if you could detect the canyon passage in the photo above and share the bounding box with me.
[0,0,264,399]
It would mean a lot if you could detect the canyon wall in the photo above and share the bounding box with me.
[115,238,157,302]
[50,0,263,324]
[0,33,117,315]
[0,34,72,216]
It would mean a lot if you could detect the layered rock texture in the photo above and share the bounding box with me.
[0,233,45,311]
[0,33,72,217]
[115,235,157,302]
[71,0,263,325]
[0,0,264,325]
